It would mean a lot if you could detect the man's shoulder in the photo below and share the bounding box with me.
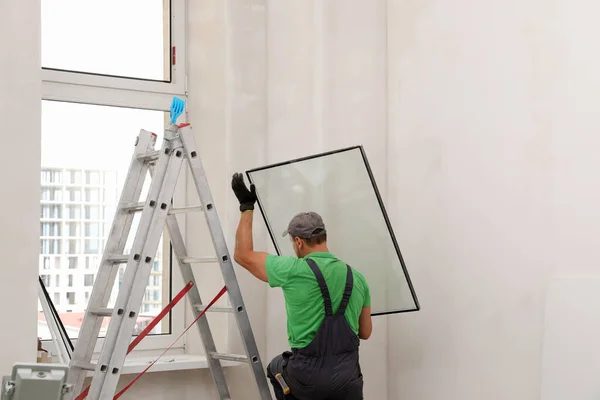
[266,253,299,264]
[266,254,304,272]
[349,267,368,289]
[265,255,306,288]
[350,267,367,281]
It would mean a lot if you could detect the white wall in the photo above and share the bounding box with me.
[0,0,41,373]
[190,0,600,399]
[385,0,588,398]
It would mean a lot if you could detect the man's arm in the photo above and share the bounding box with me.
[233,210,269,282]
[358,306,372,340]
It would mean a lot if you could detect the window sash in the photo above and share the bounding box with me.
[41,0,186,97]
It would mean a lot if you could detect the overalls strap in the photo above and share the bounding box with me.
[305,258,333,317]
[336,265,354,316]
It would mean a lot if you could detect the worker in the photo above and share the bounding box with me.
[230,173,372,400]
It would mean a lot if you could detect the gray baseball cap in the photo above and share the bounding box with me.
[281,211,327,239]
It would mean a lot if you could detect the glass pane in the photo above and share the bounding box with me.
[247,146,419,315]
[41,0,170,81]
[38,100,172,341]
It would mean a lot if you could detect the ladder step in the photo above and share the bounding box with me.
[122,202,203,214]
[137,150,160,162]
[88,308,113,317]
[121,202,145,212]
[106,254,129,263]
[194,305,233,313]
[210,352,249,363]
[170,205,204,214]
[180,257,218,264]
[72,361,97,371]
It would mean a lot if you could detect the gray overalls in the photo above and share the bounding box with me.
[267,258,364,400]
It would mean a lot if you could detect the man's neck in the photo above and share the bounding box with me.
[302,245,329,257]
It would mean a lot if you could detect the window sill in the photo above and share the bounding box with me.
[84,355,242,376]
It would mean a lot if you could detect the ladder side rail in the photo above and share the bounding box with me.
[93,139,188,400]
[179,126,272,399]
[84,136,176,400]
[148,158,232,399]
[68,131,157,393]
[165,212,232,399]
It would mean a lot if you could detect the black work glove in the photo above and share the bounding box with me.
[231,173,257,212]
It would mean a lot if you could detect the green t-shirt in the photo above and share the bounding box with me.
[266,252,371,349]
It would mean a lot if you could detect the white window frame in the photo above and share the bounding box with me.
[40,0,188,357]
[42,0,187,99]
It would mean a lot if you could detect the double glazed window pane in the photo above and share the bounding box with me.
[247,147,419,315]
[41,0,170,81]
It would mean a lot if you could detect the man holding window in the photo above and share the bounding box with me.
[230,173,372,400]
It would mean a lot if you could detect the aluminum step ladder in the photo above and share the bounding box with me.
[66,121,272,400]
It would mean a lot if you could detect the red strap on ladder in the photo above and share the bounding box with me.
[74,281,195,400]
[114,285,228,399]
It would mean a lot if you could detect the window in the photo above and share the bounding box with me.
[54,293,60,305]
[41,169,62,184]
[41,0,186,100]
[40,0,186,354]
[85,188,101,203]
[85,223,100,238]
[66,239,80,255]
[38,102,177,346]
[84,239,101,254]
[65,222,79,237]
[66,188,81,202]
[42,0,171,81]
[84,274,94,287]
[41,222,61,237]
[41,205,62,219]
[84,206,101,220]
[55,275,60,286]
[41,187,62,201]
[66,205,81,219]
[66,170,81,185]
[85,171,101,186]
[85,256,98,270]
[41,275,51,287]
[41,239,61,254]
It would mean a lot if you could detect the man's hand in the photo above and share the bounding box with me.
[231,173,257,212]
